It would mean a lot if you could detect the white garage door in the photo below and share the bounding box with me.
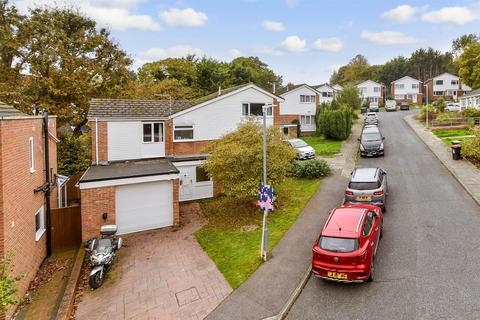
[116,181,173,234]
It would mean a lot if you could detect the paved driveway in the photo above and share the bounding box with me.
[288,110,480,320]
[76,203,232,320]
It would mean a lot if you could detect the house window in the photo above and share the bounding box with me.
[359,87,366,94]
[327,92,333,97]
[300,95,315,103]
[174,125,194,141]
[241,103,272,116]
[451,80,459,85]
[35,206,45,241]
[412,84,419,89]
[407,94,413,100]
[433,91,443,96]
[435,80,443,85]
[395,94,404,100]
[300,115,314,125]
[143,122,163,143]
[29,137,35,173]
[322,92,328,97]
[395,84,404,90]
[196,166,210,182]
[373,87,380,93]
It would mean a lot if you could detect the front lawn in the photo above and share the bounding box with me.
[195,177,321,289]
[432,129,473,138]
[301,135,342,157]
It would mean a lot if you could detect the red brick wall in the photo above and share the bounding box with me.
[0,116,57,318]
[173,141,210,155]
[80,186,116,241]
[90,120,107,164]
[426,80,433,104]
[172,179,180,225]
[165,119,174,157]
[274,99,299,125]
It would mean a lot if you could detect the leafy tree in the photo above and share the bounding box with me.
[458,42,480,89]
[194,57,231,95]
[316,104,353,140]
[335,84,362,110]
[0,254,24,314]
[229,57,282,91]
[57,133,91,176]
[203,120,297,199]
[378,56,411,94]
[452,34,479,56]
[137,56,197,86]
[408,48,457,83]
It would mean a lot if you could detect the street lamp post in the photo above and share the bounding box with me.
[424,84,429,128]
[260,104,270,261]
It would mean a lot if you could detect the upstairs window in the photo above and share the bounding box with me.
[373,87,380,93]
[451,80,459,85]
[300,95,316,103]
[435,80,443,85]
[143,123,163,143]
[241,103,272,116]
[412,84,419,89]
[29,137,35,173]
[395,84,404,90]
[174,125,194,141]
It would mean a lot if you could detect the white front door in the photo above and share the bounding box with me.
[116,181,173,234]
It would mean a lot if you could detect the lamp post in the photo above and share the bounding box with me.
[260,104,271,261]
[424,84,429,128]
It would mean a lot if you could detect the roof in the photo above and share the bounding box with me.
[351,167,379,182]
[192,83,251,105]
[277,83,319,96]
[391,75,421,84]
[79,159,179,183]
[314,83,335,92]
[357,79,382,87]
[323,207,366,238]
[425,72,459,82]
[88,99,192,120]
[0,101,26,117]
[460,88,480,98]
[332,84,343,91]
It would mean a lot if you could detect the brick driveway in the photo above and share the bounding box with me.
[75,204,232,320]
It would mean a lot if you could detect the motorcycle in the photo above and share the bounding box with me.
[85,224,122,289]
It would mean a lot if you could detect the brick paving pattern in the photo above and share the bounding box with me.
[75,203,232,320]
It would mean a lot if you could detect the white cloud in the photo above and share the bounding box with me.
[13,0,162,31]
[228,49,243,58]
[159,8,208,27]
[360,30,418,45]
[139,45,204,60]
[421,6,478,25]
[281,35,306,52]
[381,5,418,23]
[262,20,285,32]
[253,46,283,57]
[314,37,343,52]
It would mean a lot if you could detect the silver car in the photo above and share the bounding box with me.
[364,112,378,126]
[344,167,388,211]
[287,139,315,160]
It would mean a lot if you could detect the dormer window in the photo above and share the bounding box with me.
[143,122,163,143]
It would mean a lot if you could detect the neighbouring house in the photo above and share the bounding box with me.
[276,84,319,136]
[424,72,468,102]
[357,80,384,105]
[391,76,423,105]
[0,102,58,318]
[462,83,472,95]
[314,83,336,105]
[332,84,343,92]
[459,88,480,110]
[78,83,284,240]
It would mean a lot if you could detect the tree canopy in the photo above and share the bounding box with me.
[458,42,480,89]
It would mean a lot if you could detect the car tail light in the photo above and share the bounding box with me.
[345,190,353,195]
[312,246,323,259]
[373,190,384,196]
[352,251,366,263]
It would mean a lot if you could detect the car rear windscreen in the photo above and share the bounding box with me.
[349,181,380,190]
[319,236,358,253]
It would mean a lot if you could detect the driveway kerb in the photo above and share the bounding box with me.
[404,114,480,206]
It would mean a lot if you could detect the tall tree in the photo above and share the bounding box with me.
[452,34,480,56]
[229,56,282,91]
[458,42,480,89]
[408,48,456,83]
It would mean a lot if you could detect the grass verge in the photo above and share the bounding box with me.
[432,129,473,138]
[195,177,321,289]
[300,135,342,157]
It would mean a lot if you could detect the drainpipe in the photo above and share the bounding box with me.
[95,117,99,165]
[43,111,52,257]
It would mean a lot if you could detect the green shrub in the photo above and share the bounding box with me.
[436,112,463,122]
[291,159,331,178]
[461,129,480,163]
[315,105,353,140]
[434,98,446,113]
[417,105,437,121]
[462,108,480,118]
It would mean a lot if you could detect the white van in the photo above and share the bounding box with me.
[385,100,397,112]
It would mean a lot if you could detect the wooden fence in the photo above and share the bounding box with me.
[51,205,82,251]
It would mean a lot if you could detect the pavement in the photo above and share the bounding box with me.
[404,114,480,206]
[75,203,232,320]
[207,124,359,320]
[287,110,480,320]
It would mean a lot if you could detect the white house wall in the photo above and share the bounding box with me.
[433,73,460,92]
[393,77,420,95]
[357,81,382,98]
[173,87,274,141]
[280,87,317,116]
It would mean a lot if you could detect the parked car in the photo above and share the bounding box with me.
[287,139,315,160]
[446,103,461,112]
[369,102,379,112]
[359,126,385,157]
[364,112,378,126]
[311,203,383,282]
[344,167,388,211]
[385,100,397,112]
[400,101,409,110]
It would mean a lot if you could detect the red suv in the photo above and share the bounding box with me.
[312,203,383,283]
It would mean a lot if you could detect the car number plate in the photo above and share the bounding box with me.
[327,272,348,280]
[356,195,372,201]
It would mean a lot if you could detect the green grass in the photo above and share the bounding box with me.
[195,177,321,289]
[442,137,473,146]
[432,129,473,138]
[300,135,342,157]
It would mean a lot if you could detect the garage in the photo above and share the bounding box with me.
[115,180,173,234]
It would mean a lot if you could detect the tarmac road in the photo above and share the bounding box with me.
[287,110,480,320]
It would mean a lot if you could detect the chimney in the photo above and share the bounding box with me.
[218,86,222,96]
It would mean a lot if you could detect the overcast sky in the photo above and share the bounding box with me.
[12,0,480,85]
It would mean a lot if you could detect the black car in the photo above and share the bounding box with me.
[359,126,385,157]
[400,102,409,110]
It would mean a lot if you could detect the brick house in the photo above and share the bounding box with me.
[391,76,423,105]
[78,83,284,240]
[424,73,468,103]
[0,102,58,318]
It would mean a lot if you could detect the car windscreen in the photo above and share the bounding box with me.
[361,132,381,142]
[349,181,380,190]
[319,236,359,253]
[291,140,308,148]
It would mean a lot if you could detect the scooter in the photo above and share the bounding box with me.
[85,225,122,289]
